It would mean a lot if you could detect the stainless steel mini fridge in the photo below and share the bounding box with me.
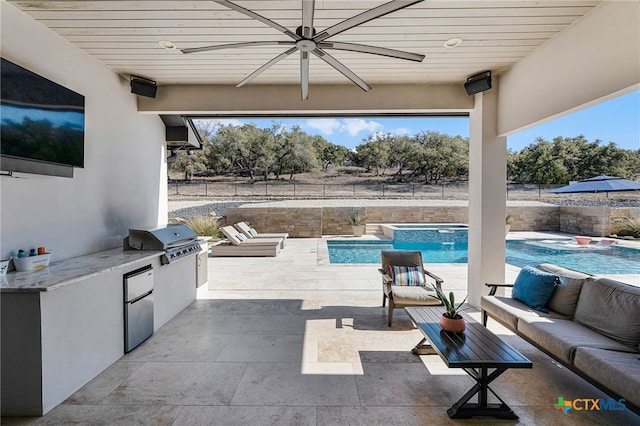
[124,266,154,352]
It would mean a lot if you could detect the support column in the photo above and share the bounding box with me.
[468,86,507,307]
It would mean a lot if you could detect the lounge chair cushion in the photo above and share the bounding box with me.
[538,263,589,317]
[391,285,440,306]
[248,228,258,237]
[511,266,559,313]
[389,265,424,286]
[574,277,640,349]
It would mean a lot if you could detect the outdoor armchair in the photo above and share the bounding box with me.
[379,250,444,326]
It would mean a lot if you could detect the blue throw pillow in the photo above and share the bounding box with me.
[512,266,559,313]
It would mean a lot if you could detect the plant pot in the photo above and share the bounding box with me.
[352,225,365,237]
[573,236,592,245]
[440,314,466,334]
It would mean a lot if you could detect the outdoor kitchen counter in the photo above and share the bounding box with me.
[0,247,163,292]
[2,245,199,416]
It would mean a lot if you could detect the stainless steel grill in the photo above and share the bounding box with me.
[124,225,201,264]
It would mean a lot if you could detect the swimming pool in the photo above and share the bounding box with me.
[380,223,468,243]
[326,239,640,275]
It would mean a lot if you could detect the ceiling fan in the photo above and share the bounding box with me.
[181,0,426,100]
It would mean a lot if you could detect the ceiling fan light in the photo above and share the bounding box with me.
[444,38,462,48]
[158,40,176,50]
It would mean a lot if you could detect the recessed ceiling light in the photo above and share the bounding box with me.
[444,38,462,49]
[158,40,176,50]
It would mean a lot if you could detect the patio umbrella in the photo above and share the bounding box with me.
[549,175,640,194]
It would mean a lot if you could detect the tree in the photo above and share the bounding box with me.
[354,135,390,175]
[507,136,638,184]
[409,131,469,183]
[387,135,421,180]
[168,150,207,180]
[311,136,349,171]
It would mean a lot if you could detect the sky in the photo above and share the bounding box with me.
[204,90,639,152]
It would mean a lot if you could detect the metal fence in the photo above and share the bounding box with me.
[168,181,569,199]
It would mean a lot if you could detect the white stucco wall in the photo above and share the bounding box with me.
[498,0,640,136]
[0,2,167,261]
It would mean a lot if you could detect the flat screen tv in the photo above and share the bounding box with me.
[1,58,85,172]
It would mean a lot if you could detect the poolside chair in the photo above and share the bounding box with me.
[234,222,289,249]
[379,250,444,326]
[211,226,283,257]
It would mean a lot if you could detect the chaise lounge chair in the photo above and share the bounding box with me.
[210,226,283,257]
[234,222,289,248]
[379,250,444,326]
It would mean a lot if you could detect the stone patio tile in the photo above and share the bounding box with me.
[101,362,246,406]
[230,362,360,406]
[173,406,316,426]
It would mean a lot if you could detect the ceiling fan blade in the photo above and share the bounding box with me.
[214,0,299,40]
[318,41,424,62]
[182,40,295,54]
[301,0,315,38]
[314,0,424,42]
[236,47,298,87]
[301,51,310,100]
[312,49,371,92]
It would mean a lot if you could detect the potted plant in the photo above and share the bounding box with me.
[348,211,367,237]
[505,215,514,236]
[434,287,468,333]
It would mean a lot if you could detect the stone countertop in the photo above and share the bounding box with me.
[0,248,163,293]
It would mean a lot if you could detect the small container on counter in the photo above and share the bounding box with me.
[12,253,51,272]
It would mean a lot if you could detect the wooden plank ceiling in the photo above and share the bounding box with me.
[9,0,601,87]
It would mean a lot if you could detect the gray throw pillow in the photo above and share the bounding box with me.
[546,276,585,317]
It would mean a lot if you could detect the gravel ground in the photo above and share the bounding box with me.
[552,199,640,208]
[168,200,260,219]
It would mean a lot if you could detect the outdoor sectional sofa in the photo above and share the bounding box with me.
[481,263,640,415]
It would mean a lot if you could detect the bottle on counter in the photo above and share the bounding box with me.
[38,247,46,255]
[17,250,26,258]
[29,249,37,256]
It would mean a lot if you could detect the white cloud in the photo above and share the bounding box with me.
[391,127,412,136]
[341,118,383,137]
[305,118,341,135]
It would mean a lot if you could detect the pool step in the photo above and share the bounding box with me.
[366,224,383,235]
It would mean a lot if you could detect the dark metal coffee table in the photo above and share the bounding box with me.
[405,306,532,419]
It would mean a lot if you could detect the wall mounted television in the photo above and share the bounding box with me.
[1,58,85,177]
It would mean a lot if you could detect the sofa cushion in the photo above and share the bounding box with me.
[512,266,559,313]
[537,263,589,317]
[573,347,640,410]
[481,296,568,331]
[391,286,440,306]
[517,316,636,364]
[574,277,640,349]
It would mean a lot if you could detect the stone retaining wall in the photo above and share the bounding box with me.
[226,204,639,238]
[226,207,323,237]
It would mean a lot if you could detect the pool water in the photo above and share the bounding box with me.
[328,240,468,264]
[327,239,640,275]
[506,241,640,275]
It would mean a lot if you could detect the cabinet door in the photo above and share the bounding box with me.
[196,252,208,287]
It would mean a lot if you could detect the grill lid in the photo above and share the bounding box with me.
[127,225,197,251]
